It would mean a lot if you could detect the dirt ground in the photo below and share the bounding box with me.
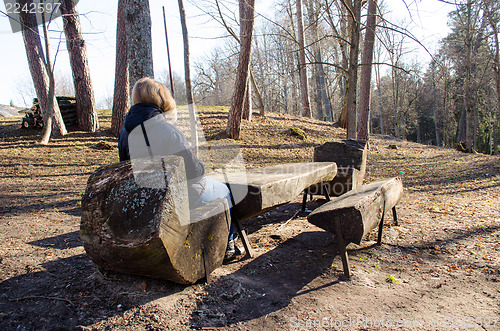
[1,109,499,330]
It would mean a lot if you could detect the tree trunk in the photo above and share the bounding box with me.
[214,0,264,116]
[60,0,99,132]
[375,64,384,134]
[111,0,129,137]
[178,0,198,155]
[40,0,59,144]
[334,2,350,128]
[465,0,474,151]
[226,0,255,139]
[125,0,154,90]
[433,83,441,146]
[19,0,66,142]
[242,80,252,121]
[296,0,311,118]
[307,0,331,121]
[346,0,362,139]
[357,0,377,141]
[249,70,264,116]
[484,0,500,151]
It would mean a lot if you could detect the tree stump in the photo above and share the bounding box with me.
[80,156,230,284]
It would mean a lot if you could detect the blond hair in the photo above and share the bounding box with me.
[131,77,176,112]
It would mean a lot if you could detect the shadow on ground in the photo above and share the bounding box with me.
[0,253,185,330]
[190,231,340,328]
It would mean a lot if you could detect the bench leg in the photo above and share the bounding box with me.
[301,189,308,212]
[203,248,212,284]
[322,184,331,202]
[234,217,254,258]
[334,219,350,279]
[377,208,385,245]
[392,206,398,226]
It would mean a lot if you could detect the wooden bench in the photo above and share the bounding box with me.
[307,177,403,278]
[208,162,338,257]
[81,156,231,284]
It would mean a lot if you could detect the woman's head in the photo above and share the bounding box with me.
[131,77,176,113]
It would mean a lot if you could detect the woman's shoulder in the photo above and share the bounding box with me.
[143,115,188,143]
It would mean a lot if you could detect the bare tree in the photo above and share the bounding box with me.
[346,0,362,139]
[111,0,129,137]
[306,0,332,121]
[357,0,377,140]
[19,0,67,143]
[60,0,99,132]
[211,0,264,116]
[226,0,256,139]
[178,0,198,154]
[296,0,311,118]
[483,0,499,154]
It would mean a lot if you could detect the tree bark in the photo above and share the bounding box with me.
[357,0,377,141]
[375,63,384,134]
[242,80,252,121]
[19,0,67,142]
[296,0,311,118]
[111,0,129,137]
[226,0,255,139]
[249,71,264,116]
[346,0,362,139]
[484,0,500,149]
[214,0,264,116]
[330,1,350,127]
[178,0,199,154]
[125,0,154,90]
[60,0,99,132]
[465,0,474,151]
[307,0,332,122]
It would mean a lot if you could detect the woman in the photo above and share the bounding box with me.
[118,77,240,260]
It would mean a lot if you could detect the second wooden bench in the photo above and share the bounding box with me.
[307,177,403,278]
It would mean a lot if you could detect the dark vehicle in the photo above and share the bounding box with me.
[21,96,77,129]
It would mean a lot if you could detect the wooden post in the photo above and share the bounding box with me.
[377,208,385,245]
[334,219,350,278]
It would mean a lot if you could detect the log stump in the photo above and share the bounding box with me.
[80,156,230,284]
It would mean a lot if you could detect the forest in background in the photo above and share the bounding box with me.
[6,0,500,154]
[188,0,500,154]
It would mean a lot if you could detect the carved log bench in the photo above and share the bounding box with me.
[307,177,403,278]
[208,162,338,257]
[80,156,230,284]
